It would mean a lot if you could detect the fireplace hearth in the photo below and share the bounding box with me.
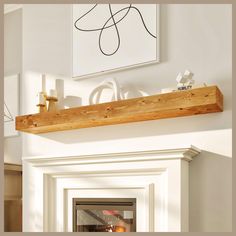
[73,198,136,232]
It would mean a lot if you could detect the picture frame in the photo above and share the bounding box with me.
[72,4,160,80]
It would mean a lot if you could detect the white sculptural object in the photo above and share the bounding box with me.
[89,78,124,105]
[176,70,195,90]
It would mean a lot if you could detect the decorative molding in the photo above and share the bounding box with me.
[4,4,22,14]
[44,169,167,232]
[24,146,201,167]
[24,146,196,232]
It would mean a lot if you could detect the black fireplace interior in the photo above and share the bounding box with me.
[73,198,136,232]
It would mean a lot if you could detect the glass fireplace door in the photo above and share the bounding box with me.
[73,198,136,232]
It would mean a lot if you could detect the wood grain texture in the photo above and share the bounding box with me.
[15,86,223,134]
[4,200,22,232]
[4,163,22,172]
[4,163,22,232]
[4,164,22,202]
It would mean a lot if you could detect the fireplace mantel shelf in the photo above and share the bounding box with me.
[24,146,201,167]
[16,86,223,134]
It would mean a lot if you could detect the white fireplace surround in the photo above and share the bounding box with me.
[23,145,200,232]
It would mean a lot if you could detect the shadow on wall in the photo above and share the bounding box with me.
[189,150,232,232]
[56,79,81,109]
[160,4,168,63]
[38,111,229,144]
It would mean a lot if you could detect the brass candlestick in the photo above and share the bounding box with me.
[37,91,47,113]
[37,104,47,113]
[46,96,58,112]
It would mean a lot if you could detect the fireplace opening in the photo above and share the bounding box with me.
[73,198,136,232]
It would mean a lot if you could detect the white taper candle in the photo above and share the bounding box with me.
[42,74,46,93]
[49,89,57,98]
[38,92,46,105]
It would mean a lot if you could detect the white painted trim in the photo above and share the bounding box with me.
[181,160,189,231]
[24,146,200,167]
[44,168,168,232]
[4,4,22,14]
[23,146,200,232]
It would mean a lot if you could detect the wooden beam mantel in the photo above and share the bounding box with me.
[16,86,223,134]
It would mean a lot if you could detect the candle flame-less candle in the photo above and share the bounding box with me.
[38,92,46,105]
[49,89,57,98]
[42,74,46,93]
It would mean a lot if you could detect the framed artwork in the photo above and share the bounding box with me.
[72,4,160,79]
[4,74,20,137]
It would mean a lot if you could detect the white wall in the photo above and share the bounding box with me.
[189,150,232,231]
[4,9,22,164]
[22,4,72,76]
[21,4,232,231]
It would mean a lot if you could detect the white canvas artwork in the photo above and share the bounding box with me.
[73,4,159,78]
[4,74,19,137]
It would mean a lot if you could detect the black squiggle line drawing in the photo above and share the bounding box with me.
[74,4,157,56]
